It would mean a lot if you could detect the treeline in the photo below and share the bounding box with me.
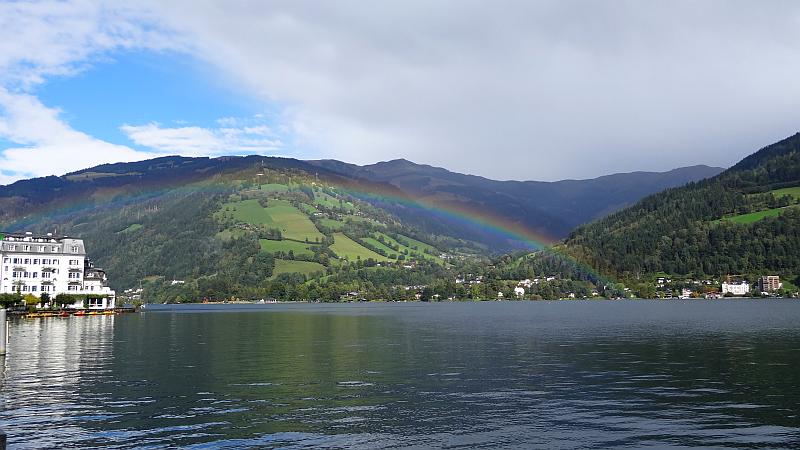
[564,133,800,281]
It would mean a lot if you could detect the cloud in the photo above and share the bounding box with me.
[0,88,152,181]
[4,1,800,183]
[120,120,283,155]
[145,0,800,180]
[0,0,180,185]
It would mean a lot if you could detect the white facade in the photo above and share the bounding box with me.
[721,281,750,296]
[0,232,115,309]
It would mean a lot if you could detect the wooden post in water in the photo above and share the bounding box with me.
[0,427,6,450]
[0,308,6,356]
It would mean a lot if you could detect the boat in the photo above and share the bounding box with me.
[59,311,70,317]
[102,310,115,315]
[74,310,87,316]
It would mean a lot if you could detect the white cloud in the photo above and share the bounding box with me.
[0,0,179,185]
[145,0,800,180]
[120,121,283,155]
[0,88,152,180]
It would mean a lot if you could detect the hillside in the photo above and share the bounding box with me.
[562,133,800,282]
[0,157,476,302]
[0,153,729,302]
[311,158,723,240]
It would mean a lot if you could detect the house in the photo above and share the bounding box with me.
[679,288,693,299]
[0,232,116,309]
[758,276,782,293]
[513,286,525,298]
[721,280,750,296]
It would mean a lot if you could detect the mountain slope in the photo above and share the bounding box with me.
[310,158,724,241]
[562,132,800,280]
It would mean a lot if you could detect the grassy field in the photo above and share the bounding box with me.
[397,234,439,253]
[219,199,324,242]
[218,199,275,225]
[271,259,325,278]
[118,223,143,233]
[216,228,248,241]
[314,192,355,211]
[259,183,290,193]
[362,237,399,257]
[260,239,315,257]
[330,233,390,261]
[318,218,345,231]
[769,186,800,200]
[721,206,798,224]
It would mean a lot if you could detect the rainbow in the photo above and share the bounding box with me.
[326,182,615,288]
[2,169,614,289]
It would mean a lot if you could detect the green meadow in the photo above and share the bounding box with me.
[271,259,326,278]
[330,233,390,261]
[219,199,324,242]
[720,206,798,224]
[260,239,315,257]
[769,186,800,200]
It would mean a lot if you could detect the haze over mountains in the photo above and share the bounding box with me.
[311,159,723,241]
[0,156,722,246]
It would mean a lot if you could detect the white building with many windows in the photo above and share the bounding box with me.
[0,232,115,309]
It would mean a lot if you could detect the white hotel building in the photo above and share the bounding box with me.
[0,232,116,309]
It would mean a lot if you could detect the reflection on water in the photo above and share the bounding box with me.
[2,300,800,448]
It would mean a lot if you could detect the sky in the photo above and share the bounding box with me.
[1,1,800,185]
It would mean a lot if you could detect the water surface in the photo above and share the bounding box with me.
[2,300,800,448]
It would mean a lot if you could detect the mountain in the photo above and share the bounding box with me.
[561,132,800,283]
[0,153,725,303]
[310,158,723,241]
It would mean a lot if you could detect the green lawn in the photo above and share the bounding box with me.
[260,239,315,257]
[330,233,390,261]
[271,259,326,278]
[362,237,399,257]
[259,183,290,193]
[318,218,345,231]
[216,228,248,241]
[396,234,441,255]
[118,223,143,234]
[218,199,275,225]
[769,186,800,200]
[218,199,324,242]
[721,206,798,224]
[315,192,355,211]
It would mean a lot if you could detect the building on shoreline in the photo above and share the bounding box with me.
[0,232,115,309]
[721,278,750,296]
[758,276,782,293]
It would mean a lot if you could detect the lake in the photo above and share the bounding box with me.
[2,300,800,448]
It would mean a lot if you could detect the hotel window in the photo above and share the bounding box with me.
[24,259,30,264]
[22,245,30,251]
[68,272,81,279]
[53,259,59,265]
[2,258,7,264]
[69,259,80,266]
[41,285,50,292]
[22,286,28,292]
[12,272,20,278]
[12,258,19,264]
[33,259,39,264]
[32,273,38,278]
[68,285,78,291]
[71,245,79,253]
[23,272,30,278]
[31,286,37,292]
[51,246,58,252]
[38,246,45,252]
[42,272,51,279]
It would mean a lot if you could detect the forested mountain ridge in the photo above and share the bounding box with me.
[562,132,800,281]
[310,158,723,240]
